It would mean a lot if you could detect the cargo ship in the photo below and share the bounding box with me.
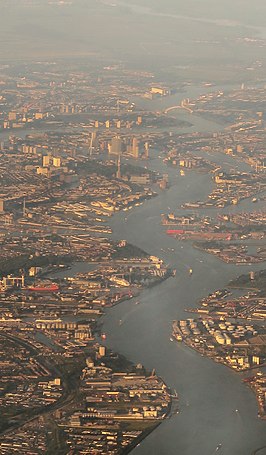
[28,283,59,292]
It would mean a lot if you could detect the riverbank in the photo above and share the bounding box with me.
[102,144,266,455]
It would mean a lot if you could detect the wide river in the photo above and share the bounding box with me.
[1,85,265,454]
[101,92,266,455]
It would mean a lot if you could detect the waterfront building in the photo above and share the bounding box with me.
[98,346,106,357]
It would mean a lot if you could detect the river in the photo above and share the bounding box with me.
[2,82,266,454]
[100,94,266,454]
[101,166,266,455]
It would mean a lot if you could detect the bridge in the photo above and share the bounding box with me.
[164,105,182,114]
[164,103,193,114]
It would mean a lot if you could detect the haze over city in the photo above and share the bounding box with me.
[0,1,265,454]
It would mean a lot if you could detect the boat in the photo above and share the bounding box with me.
[216,444,222,451]
[180,169,185,176]
[169,389,178,398]
[170,337,174,342]
[176,334,183,341]
[189,268,193,276]
[28,283,59,292]
[101,333,107,340]
[252,197,258,203]
[135,301,140,305]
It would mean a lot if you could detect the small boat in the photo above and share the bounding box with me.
[216,444,222,451]
[119,319,122,326]
[135,301,140,305]
[189,268,193,276]
[101,333,107,340]
[170,337,174,342]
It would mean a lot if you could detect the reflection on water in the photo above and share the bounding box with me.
[102,155,266,454]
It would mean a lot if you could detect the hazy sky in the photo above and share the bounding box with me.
[122,0,266,25]
[0,0,266,83]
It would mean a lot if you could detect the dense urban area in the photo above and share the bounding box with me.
[0,1,266,453]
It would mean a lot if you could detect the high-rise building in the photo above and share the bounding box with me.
[43,155,50,167]
[53,157,61,167]
[92,131,98,147]
[250,271,255,280]
[109,136,122,155]
[89,131,98,156]
[98,346,106,357]
[144,142,149,159]
[23,145,37,154]
[131,137,139,159]
[91,131,98,144]
[8,112,17,121]
[116,155,121,179]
